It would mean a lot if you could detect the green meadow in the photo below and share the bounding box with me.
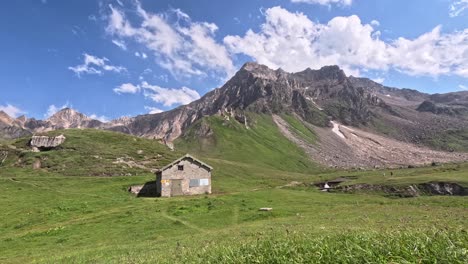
[0,115,467,263]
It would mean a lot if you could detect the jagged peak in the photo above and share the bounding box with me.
[47,107,90,123]
[0,110,14,125]
[240,62,274,73]
[16,115,27,121]
[49,108,84,117]
[0,110,11,118]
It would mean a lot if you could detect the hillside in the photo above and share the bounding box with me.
[0,128,467,263]
[0,129,181,176]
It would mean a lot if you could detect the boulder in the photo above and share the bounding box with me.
[30,135,66,149]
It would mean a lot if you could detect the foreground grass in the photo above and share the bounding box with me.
[0,165,467,263]
[161,230,468,264]
[0,120,467,263]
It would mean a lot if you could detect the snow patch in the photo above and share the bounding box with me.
[331,121,345,139]
[305,97,323,110]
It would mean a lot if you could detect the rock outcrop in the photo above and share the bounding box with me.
[30,135,66,149]
[337,182,467,197]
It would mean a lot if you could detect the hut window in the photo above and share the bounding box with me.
[199,179,209,186]
[178,165,184,171]
[189,179,199,187]
[189,179,209,187]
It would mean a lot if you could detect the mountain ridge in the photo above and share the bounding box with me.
[2,62,468,155]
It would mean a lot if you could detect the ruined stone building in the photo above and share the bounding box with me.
[156,154,212,197]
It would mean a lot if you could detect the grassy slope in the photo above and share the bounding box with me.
[176,114,317,173]
[0,118,467,263]
[2,129,181,176]
[426,129,468,152]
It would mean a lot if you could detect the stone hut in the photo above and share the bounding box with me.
[156,154,212,197]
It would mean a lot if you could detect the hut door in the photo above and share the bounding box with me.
[171,179,183,196]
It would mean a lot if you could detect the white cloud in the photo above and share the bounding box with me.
[113,83,140,94]
[45,102,70,118]
[370,20,380,27]
[459,84,468,90]
[141,81,200,107]
[291,0,352,6]
[144,106,164,114]
[89,114,109,123]
[224,7,468,78]
[0,104,25,118]
[68,53,126,77]
[373,77,385,84]
[106,2,235,79]
[112,39,127,50]
[135,51,147,58]
[449,0,468,17]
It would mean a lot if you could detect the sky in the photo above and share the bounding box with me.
[0,0,467,121]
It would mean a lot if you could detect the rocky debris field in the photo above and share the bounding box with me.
[273,115,468,169]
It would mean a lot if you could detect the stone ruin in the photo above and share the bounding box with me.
[30,134,66,151]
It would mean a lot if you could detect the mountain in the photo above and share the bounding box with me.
[126,62,468,148]
[2,62,468,168]
[0,111,31,139]
[46,108,103,129]
[0,111,14,126]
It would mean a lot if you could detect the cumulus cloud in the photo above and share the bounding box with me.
[113,83,140,94]
[291,0,352,6]
[68,53,126,77]
[89,114,109,122]
[45,102,71,118]
[0,104,25,118]
[106,1,235,79]
[144,106,164,114]
[224,6,468,78]
[449,0,468,17]
[141,81,200,107]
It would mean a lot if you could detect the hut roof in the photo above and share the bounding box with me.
[157,154,213,172]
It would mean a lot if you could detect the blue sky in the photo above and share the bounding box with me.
[1,0,467,120]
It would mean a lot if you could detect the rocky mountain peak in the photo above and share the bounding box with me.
[109,116,134,126]
[48,108,87,121]
[46,108,99,129]
[294,65,347,83]
[0,111,14,126]
[239,62,278,80]
[16,115,27,123]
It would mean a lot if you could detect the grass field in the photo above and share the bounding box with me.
[0,118,467,263]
